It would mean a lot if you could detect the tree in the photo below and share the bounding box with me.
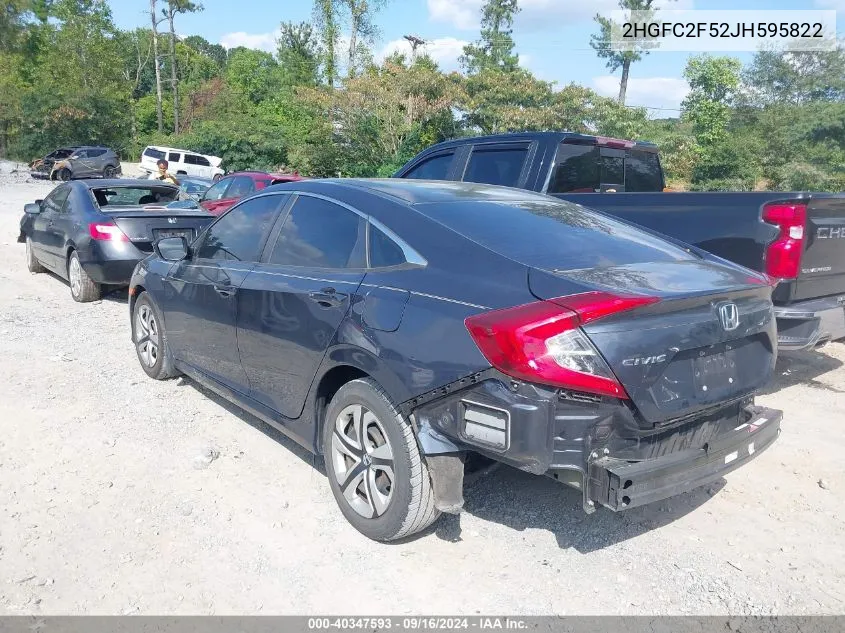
[163,0,202,134]
[183,35,227,68]
[313,0,339,87]
[460,0,520,74]
[590,0,668,104]
[148,0,163,133]
[741,44,845,106]
[682,54,742,148]
[277,21,320,87]
[342,0,387,78]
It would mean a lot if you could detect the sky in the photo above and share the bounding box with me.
[107,0,844,116]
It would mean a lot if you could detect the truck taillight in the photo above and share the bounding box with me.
[464,292,658,399]
[89,222,129,242]
[762,203,806,280]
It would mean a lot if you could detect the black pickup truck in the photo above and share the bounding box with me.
[395,132,845,351]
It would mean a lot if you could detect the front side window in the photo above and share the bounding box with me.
[202,179,231,201]
[225,176,254,199]
[463,147,528,187]
[403,153,454,180]
[195,195,284,262]
[268,196,365,269]
[43,186,70,214]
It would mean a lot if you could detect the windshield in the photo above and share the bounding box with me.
[91,186,179,208]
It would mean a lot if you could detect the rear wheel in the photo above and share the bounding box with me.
[132,292,179,380]
[67,251,100,302]
[25,237,46,273]
[103,165,118,178]
[323,378,440,541]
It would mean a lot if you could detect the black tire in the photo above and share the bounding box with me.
[212,173,222,182]
[131,292,179,380]
[176,170,187,175]
[103,165,118,178]
[67,251,101,302]
[323,378,440,541]
[58,167,72,182]
[25,236,46,273]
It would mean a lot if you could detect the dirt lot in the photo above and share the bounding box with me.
[0,172,843,615]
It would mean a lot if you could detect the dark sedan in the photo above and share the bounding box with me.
[129,179,782,541]
[19,179,213,302]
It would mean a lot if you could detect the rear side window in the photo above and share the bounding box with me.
[143,147,165,160]
[185,154,211,166]
[203,179,230,201]
[403,153,453,180]
[87,148,106,158]
[269,196,365,269]
[368,224,406,268]
[463,147,527,187]
[168,152,182,163]
[548,144,663,193]
[195,195,283,262]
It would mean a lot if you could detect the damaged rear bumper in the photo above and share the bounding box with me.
[585,406,781,511]
[775,295,845,350]
[408,372,782,514]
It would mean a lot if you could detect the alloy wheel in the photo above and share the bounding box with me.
[134,304,160,368]
[69,256,82,297]
[331,404,395,519]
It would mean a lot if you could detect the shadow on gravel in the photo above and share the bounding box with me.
[176,376,325,475]
[429,464,724,552]
[761,346,844,395]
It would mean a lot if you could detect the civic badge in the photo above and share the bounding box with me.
[718,302,739,331]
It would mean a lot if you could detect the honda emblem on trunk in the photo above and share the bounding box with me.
[167,217,177,224]
[718,303,740,331]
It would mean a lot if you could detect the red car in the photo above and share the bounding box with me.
[198,171,305,215]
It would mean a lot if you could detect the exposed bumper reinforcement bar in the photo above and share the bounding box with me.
[586,406,782,511]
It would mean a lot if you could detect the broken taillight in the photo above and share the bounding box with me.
[464,292,659,399]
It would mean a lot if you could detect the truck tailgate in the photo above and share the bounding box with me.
[794,195,845,302]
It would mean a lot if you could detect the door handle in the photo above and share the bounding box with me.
[308,287,345,308]
[214,285,234,299]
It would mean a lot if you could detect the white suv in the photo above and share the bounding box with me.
[140,146,224,180]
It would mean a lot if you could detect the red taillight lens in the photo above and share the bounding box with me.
[89,222,128,242]
[763,202,806,280]
[465,292,659,399]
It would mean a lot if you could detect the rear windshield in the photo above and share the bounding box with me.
[92,186,179,208]
[143,147,166,160]
[418,198,693,271]
[548,143,663,193]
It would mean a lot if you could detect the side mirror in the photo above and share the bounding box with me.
[24,203,41,215]
[154,236,189,262]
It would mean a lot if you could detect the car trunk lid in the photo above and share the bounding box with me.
[529,262,777,426]
[107,209,213,253]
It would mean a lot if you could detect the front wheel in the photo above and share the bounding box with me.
[323,378,440,541]
[212,173,222,182]
[67,251,100,302]
[25,237,46,273]
[132,292,179,380]
[58,167,72,182]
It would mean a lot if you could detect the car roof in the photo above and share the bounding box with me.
[417,131,659,153]
[269,178,550,205]
[224,171,305,182]
[76,179,178,189]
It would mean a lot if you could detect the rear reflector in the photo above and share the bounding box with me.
[762,202,806,280]
[465,292,659,399]
[89,221,129,242]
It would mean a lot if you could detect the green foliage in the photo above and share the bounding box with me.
[460,0,520,74]
[277,21,320,87]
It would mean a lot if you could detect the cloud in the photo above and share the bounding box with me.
[380,37,470,72]
[219,30,279,53]
[592,75,690,115]
[428,0,694,31]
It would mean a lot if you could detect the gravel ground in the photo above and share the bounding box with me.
[0,172,843,615]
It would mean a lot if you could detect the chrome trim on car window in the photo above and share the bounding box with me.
[368,216,428,268]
